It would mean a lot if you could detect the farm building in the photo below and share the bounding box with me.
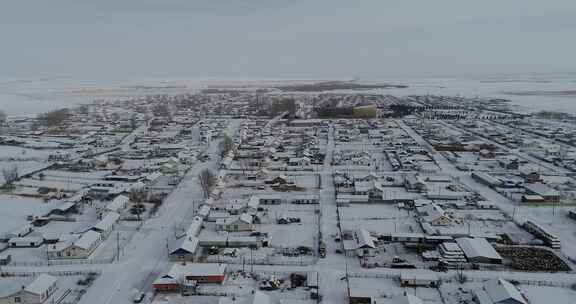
[455,238,502,264]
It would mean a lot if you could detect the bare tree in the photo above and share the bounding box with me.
[2,165,18,188]
[129,187,148,221]
[218,135,234,158]
[199,169,216,198]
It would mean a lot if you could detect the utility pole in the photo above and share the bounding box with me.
[116,231,120,262]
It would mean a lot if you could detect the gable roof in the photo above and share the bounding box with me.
[456,238,502,261]
[74,230,100,250]
[482,278,527,304]
[171,236,199,255]
[93,212,120,232]
[24,274,57,295]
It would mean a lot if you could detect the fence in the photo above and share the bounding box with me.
[0,269,101,277]
[9,257,114,267]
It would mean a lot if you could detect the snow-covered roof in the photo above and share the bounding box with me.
[93,212,120,232]
[74,230,100,250]
[356,229,376,249]
[106,195,129,212]
[186,217,203,237]
[167,263,226,279]
[24,274,57,296]
[171,236,199,255]
[0,278,28,298]
[479,278,527,304]
[418,203,447,223]
[456,238,502,261]
[525,183,559,196]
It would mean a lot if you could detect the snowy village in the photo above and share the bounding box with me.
[1,89,576,304]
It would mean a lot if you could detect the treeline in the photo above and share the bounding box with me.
[36,108,70,127]
[316,107,354,118]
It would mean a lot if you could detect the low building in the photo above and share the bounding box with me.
[473,278,527,304]
[47,230,101,259]
[417,203,451,226]
[400,271,440,287]
[153,263,227,291]
[0,274,58,304]
[8,235,44,248]
[92,212,120,237]
[524,183,560,203]
[216,213,255,232]
[456,238,502,264]
[438,242,467,264]
[169,236,199,262]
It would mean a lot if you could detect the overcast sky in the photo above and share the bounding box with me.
[2,0,576,80]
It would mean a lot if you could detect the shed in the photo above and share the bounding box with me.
[456,237,502,264]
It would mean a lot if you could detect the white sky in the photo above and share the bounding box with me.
[2,0,576,80]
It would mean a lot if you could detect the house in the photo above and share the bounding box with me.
[8,234,44,248]
[47,231,101,259]
[473,278,527,304]
[404,175,428,192]
[0,274,58,304]
[216,213,255,232]
[106,195,129,213]
[92,212,120,237]
[400,271,440,287]
[417,203,451,226]
[456,238,502,264]
[169,236,199,262]
[524,183,560,203]
[153,263,227,291]
[354,229,379,257]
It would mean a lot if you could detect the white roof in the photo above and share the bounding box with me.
[356,229,376,249]
[481,278,527,304]
[456,238,502,261]
[418,203,447,223]
[106,195,129,212]
[74,230,100,250]
[525,183,559,196]
[25,274,57,295]
[186,217,204,236]
[167,263,226,279]
[171,236,199,254]
[93,212,120,232]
